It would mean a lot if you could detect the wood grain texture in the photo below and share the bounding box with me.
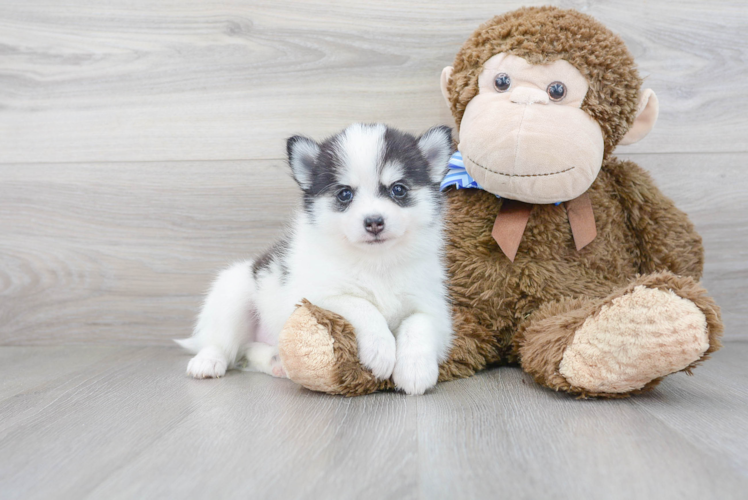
[1,153,745,345]
[0,345,131,400]
[0,160,298,344]
[0,346,418,500]
[417,343,748,500]
[632,342,748,475]
[419,382,743,499]
[0,344,746,499]
[0,0,746,164]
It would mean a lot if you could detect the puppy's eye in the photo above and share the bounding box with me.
[390,184,408,199]
[336,188,353,203]
[547,81,567,102]
[494,73,511,92]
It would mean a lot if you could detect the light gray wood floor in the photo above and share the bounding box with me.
[1,342,747,500]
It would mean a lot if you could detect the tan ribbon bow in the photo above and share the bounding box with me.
[491,192,597,262]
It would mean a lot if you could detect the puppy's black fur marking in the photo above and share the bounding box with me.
[383,128,434,188]
[252,237,290,282]
[301,138,343,217]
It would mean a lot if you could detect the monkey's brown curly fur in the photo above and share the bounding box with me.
[446,6,641,157]
[278,6,723,398]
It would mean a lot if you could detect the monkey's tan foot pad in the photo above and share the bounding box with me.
[559,286,709,394]
[278,300,393,396]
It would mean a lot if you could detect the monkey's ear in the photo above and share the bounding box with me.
[287,135,320,190]
[440,67,454,108]
[418,125,454,183]
[619,89,659,145]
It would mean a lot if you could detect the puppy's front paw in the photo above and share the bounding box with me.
[186,346,228,379]
[358,331,396,380]
[393,354,439,395]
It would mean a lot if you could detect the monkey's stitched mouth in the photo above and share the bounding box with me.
[465,154,575,178]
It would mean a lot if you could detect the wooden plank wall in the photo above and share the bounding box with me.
[1,0,746,344]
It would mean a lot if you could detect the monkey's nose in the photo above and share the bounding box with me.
[510,87,549,105]
[364,216,385,235]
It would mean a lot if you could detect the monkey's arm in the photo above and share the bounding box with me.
[606,157,704,279]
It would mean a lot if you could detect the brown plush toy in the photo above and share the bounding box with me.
[278,6,723,398]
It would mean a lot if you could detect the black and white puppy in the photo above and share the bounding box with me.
[177,123,454,395]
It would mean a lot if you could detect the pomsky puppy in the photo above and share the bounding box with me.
[176,123,454,395]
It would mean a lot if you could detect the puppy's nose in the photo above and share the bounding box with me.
[364,216,385,235]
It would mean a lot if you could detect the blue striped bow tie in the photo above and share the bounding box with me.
[440,151,486,192]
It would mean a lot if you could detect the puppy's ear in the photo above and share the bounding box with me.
[287,135,320,190]
[417,126,453,184]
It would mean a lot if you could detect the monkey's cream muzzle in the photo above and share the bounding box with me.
[509,86,549,105]
[453,54,605,204]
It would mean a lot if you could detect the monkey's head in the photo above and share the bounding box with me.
[441,7,658,204]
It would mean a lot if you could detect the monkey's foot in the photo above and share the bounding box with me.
[558,286,708,394]
[517,272,723,397]
[278,300,394,396]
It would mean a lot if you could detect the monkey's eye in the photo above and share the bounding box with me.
[547,81,567,102]
[336,188,353,203]
[390,184,408,199]
[494,73,511,92]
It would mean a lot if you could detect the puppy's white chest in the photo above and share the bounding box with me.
[352,274,413,329]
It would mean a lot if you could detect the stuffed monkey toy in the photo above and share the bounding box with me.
[278,6,723,397]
